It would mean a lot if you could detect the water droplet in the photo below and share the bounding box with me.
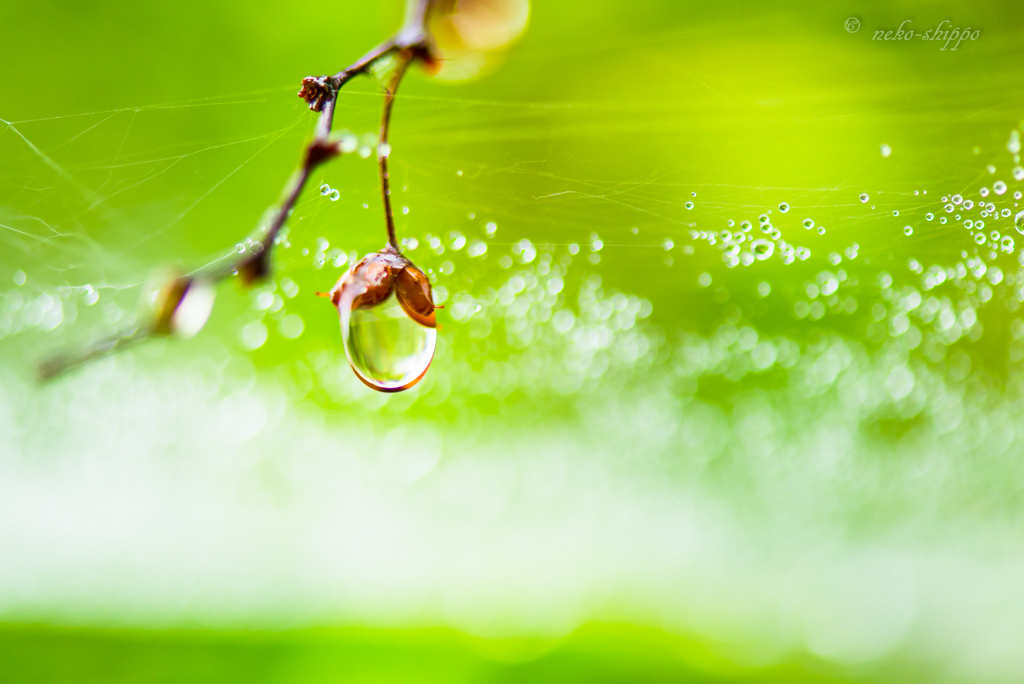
[698,273,712,287]
[236,243,246,253]
[751,239,774,260]
[663,238,675,250]
[893,210,900,217]
[795,246,811,260]
[981,187,990,197]
[691,191,697,197]
[880,144,892,157]
[241,321,268,350]
[339,132,358,154]
[995,180,1007,195]
[377,143,391,158]
[757,282,771,297]
[904,226,913,236]
[280,314,305,339]
[740,220,752,232]
[975,233,987,245]
[402,206,410,215]
[13,270,26,286]
[860,193,870,203]
[952,194,963,205]
[1015,210,1024,235]
[485,222,497,237]
[685,201,694,210]
[925,212,934,221]
[945,204,954,213]
[1014,166,1024,181]
[964,200,974,209]
[803,218,815,229]
[778,202,790,213]
[329,189,340,202]
[320,183,331,196]
[988,165,997,174]
[817,226,826,235]
[341,292,436,392]
[976,220,985,230]
[456,169,464,177]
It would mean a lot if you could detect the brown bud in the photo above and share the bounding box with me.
[328,247,435,327]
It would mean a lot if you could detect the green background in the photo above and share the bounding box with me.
[2,0,1024,681]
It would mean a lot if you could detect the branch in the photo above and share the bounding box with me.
[40,0,438,381]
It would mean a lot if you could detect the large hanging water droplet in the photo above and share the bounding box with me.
[341,292,436,392]
[1015,210,1024,235]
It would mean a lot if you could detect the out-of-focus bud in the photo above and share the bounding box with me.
[425,0,530,81]
[148,272,217,338]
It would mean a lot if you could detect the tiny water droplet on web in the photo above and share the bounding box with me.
[778,202,790,213]
[320,183,331,196]
[377,143,391,158]
[975,233,987,245]
[994,180,1007,195]
[981,187,990,198]
[685,201,694,210]
[988,165,997,174]
[740,220,752,232]
[485,222,497,237]
[329,189,340,202]
[663,238,674,250]
[904,226,913,236]
[339,133,358,154]
[803,218,814,229]
[817,226,826,235]
[925,212,934,221]
[691,191,697,197]
[892,210,900,217]
[1014,210,1024,234]
[456,169,463,177]
[1014,166,1024,181]
[860,193,869,203]
[759,214,770,224]
[964,199,974,209]
[952,194,963,205]
[236,243,246,253]
[880,144,892,157]
[751,239,774,260]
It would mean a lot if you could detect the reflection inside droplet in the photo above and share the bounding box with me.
[341,292,436,392]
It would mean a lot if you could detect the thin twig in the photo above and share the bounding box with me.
[380,56,413,251]
[40,0,437,380]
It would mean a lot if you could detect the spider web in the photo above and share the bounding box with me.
[5,14,1024,681]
